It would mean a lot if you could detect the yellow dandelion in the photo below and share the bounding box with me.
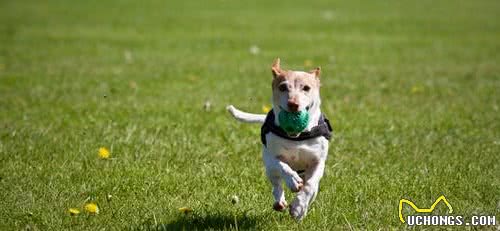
[262,105,271,113]
[68,208,80,216]
[84,202,99,214]
[98,147,110,159]
[178,207,192,214]
[411,85,423,94]
[304,59,313,67]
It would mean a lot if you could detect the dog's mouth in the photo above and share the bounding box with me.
[279,105,311,113]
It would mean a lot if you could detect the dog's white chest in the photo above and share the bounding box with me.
[265,133,328,170]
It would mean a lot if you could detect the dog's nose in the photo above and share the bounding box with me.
[287,100,299,112]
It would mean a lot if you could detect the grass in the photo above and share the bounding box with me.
[0,0,499,230]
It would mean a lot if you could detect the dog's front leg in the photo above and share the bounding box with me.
[264,152,304,192]
[290,159,326,221]
[265,168,287,211]
[263,150,303,211]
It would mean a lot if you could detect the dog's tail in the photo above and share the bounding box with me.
[226,105,267,124]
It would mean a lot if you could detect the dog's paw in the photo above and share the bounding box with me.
[284,172,303,193]
[289,198,308,221]
[273,200,288,212]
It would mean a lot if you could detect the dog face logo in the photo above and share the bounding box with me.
[399,195,453,223]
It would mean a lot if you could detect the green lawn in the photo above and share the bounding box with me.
[1,0,499,230]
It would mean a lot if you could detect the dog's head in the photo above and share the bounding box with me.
[271,58,321,113]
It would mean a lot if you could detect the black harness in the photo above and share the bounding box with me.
[261,109,333,146]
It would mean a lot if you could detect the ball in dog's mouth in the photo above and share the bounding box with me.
[278,109,309,134]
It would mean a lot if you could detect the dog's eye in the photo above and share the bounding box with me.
[278,84,288,92]
[303,85,311,92]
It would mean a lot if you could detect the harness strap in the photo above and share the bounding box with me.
[261,109,333,146]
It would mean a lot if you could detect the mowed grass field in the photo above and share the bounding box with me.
[1,0,499,230]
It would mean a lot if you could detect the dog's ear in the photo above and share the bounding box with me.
[271,58,282,78]
[310,67,321,77]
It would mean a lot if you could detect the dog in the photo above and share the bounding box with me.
[227,58,332,221]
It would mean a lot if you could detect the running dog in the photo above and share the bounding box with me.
[227,58,332,221]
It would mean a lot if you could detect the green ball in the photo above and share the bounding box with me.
[278,110,309,134]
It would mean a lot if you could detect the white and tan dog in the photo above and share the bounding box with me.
[227,58,332,221]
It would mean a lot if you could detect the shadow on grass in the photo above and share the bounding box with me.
[152,212,265,230]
